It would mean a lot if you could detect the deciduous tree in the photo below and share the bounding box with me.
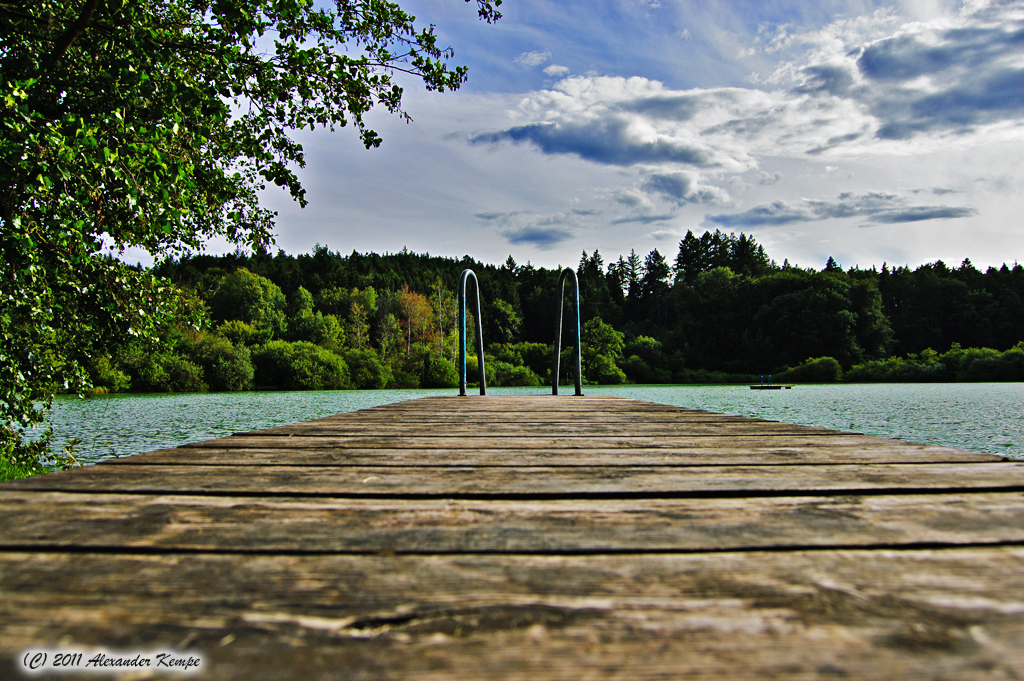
[0,0,500,459]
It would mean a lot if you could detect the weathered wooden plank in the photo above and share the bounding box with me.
[102,441,995,466]
[283,412,764,423]
[254,418,770,433]
[353,402,724,415]
[239,421,778,435]
[8,463,1024,496]
[360,396,666,406]
[315,408,749,417]
[357,404,693,415]
[370,396,675,405]
[2,491,1022,552]
[231,424,848,438]
[323,400,731,411]
[2,548,1023,680]
[276,418,769,430]
[179,433,973,450]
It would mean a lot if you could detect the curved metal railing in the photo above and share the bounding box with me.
[458,269,487,396]
[552,267,583,396]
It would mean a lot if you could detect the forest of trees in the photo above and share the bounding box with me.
[78,230,1024,396]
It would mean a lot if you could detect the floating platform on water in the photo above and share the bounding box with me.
[1,395,1023,679]
[750,383,794,389]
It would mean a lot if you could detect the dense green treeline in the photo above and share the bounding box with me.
[878,259,1024,355]
[80,231,1023,395]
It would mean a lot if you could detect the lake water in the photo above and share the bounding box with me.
[38,383,1022,465]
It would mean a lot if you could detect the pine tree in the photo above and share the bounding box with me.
[625,249,643,322]
[641,250,671,325]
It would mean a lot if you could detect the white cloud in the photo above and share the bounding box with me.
[753,21,794,54]
[513,50,551,68]
[473,208,605,249]
[543,64,570,77]
[470,74,870,185]
[623,0,662,11]
[603,186,655,209]
[704,190,978,228]
[641,170,730,205]
[762,1,1024,142]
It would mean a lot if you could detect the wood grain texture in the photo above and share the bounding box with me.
[8,462,1024,496]
[106,441,994,466]
[0,395,1017,680]
[231,423,845,436]
[2,491,1023,552]
[1,549,1023,680]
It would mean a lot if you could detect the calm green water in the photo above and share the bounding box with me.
[40,383,1022,465]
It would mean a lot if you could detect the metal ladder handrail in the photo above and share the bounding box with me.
[458,268,487,396]
[552,267,583,396]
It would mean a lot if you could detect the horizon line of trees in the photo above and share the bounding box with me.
[70,230,1023,398]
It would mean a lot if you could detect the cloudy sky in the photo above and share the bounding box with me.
[256,0,1024,271]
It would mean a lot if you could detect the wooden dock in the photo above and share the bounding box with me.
[2,395,1023,679]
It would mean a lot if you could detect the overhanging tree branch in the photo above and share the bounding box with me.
[48,0,98,63]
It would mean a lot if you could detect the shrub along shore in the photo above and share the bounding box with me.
[776,344,1024,384]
